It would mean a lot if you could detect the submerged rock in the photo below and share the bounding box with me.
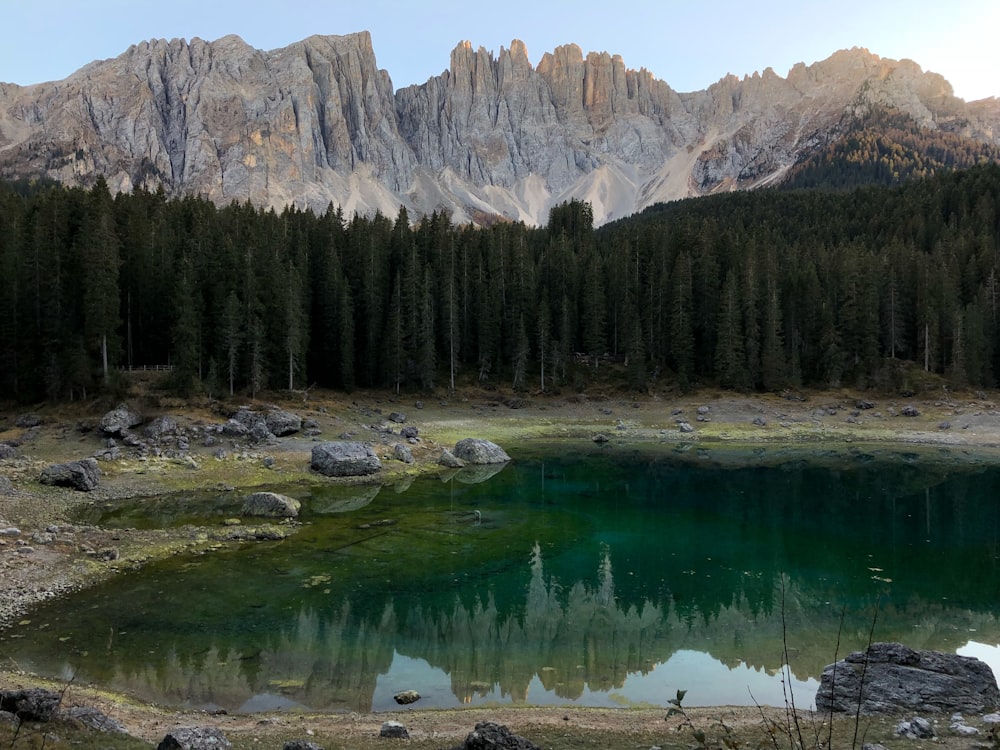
[241,492,300,518]
[816,642,999,714]
[453,438,510,464]
[393,690,420,705]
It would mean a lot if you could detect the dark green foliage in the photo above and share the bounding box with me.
[5,162,1000,401]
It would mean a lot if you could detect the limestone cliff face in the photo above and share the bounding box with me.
[0,36,996,225]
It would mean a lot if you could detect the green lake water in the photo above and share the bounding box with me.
[3,444,1000,713]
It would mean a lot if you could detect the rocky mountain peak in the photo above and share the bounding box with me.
[0,34,997,226]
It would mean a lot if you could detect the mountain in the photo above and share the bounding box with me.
[1,33,998,225]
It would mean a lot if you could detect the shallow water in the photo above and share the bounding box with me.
[4,445,1000,713]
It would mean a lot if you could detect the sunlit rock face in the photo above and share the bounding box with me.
[0,36,995,225]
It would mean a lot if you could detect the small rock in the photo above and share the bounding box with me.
[901,405,921,417]
[400,426,419,439]
[14,413,41,428]
[592,433,609,443]
[983,713,1000,724]
[379,721,410,739]
[283,741,324,750]
[895,717,934,739]
[438,448,465,468]
[938,421,951,430]
[752,416,767,427]
[393,690,420,705]
[157,726,232,750]
[393,443,414,464]
[678,422,695,433]
[0,527,20,537]
[388,412,407,424]
[697,405,710,415]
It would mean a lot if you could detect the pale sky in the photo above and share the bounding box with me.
[1,0,997,101]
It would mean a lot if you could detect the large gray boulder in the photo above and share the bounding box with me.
[266,409,302,436]
[311,442,381,477]
[99,403,143,436]
[816,642,1000,714]
[453,438,511,465]
[241,492,300,518]
[39,458,101,491]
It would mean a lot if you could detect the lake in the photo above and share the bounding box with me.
[3,443,1000,713]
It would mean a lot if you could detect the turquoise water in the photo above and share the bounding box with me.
[3,446,1000,713]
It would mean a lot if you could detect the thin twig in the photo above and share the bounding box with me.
[851,596,882,750]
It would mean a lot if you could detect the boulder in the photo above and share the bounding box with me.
[0,444,16,460]
[311,442,381,477]
[0,476,13,495]
[144,415,179,440]
[393,443,414,464]
[221,419,249,437]
[241,492,300,518]
[450,722,540,750]
[380,720,410,739]
[388,412,407,424]
[815,642,1000,714]
[284,742,324,750]
[157,727,232,750]
[393,690,420,705]
[453,438,510,465]
[0,688,62,722]
[438,448,465,468]
[901,405,921,417]
[99,403,143,436]
[14,414,41,428]
[39,458,101,491]
[59,705,128,733]
[266,409,302,436]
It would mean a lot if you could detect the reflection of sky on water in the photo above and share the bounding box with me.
[958,641,1000,683]
[373,648,819,711]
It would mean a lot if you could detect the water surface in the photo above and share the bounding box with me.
[3,445,1000,713]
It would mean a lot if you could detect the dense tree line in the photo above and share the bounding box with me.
[3,164,1000,403]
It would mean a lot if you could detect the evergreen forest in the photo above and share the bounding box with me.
[3,163,1000,403]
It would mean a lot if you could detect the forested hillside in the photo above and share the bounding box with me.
[781,109,1000,191]
[2,165,1000,403]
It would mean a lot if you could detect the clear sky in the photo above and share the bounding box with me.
[1,0,997,101]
